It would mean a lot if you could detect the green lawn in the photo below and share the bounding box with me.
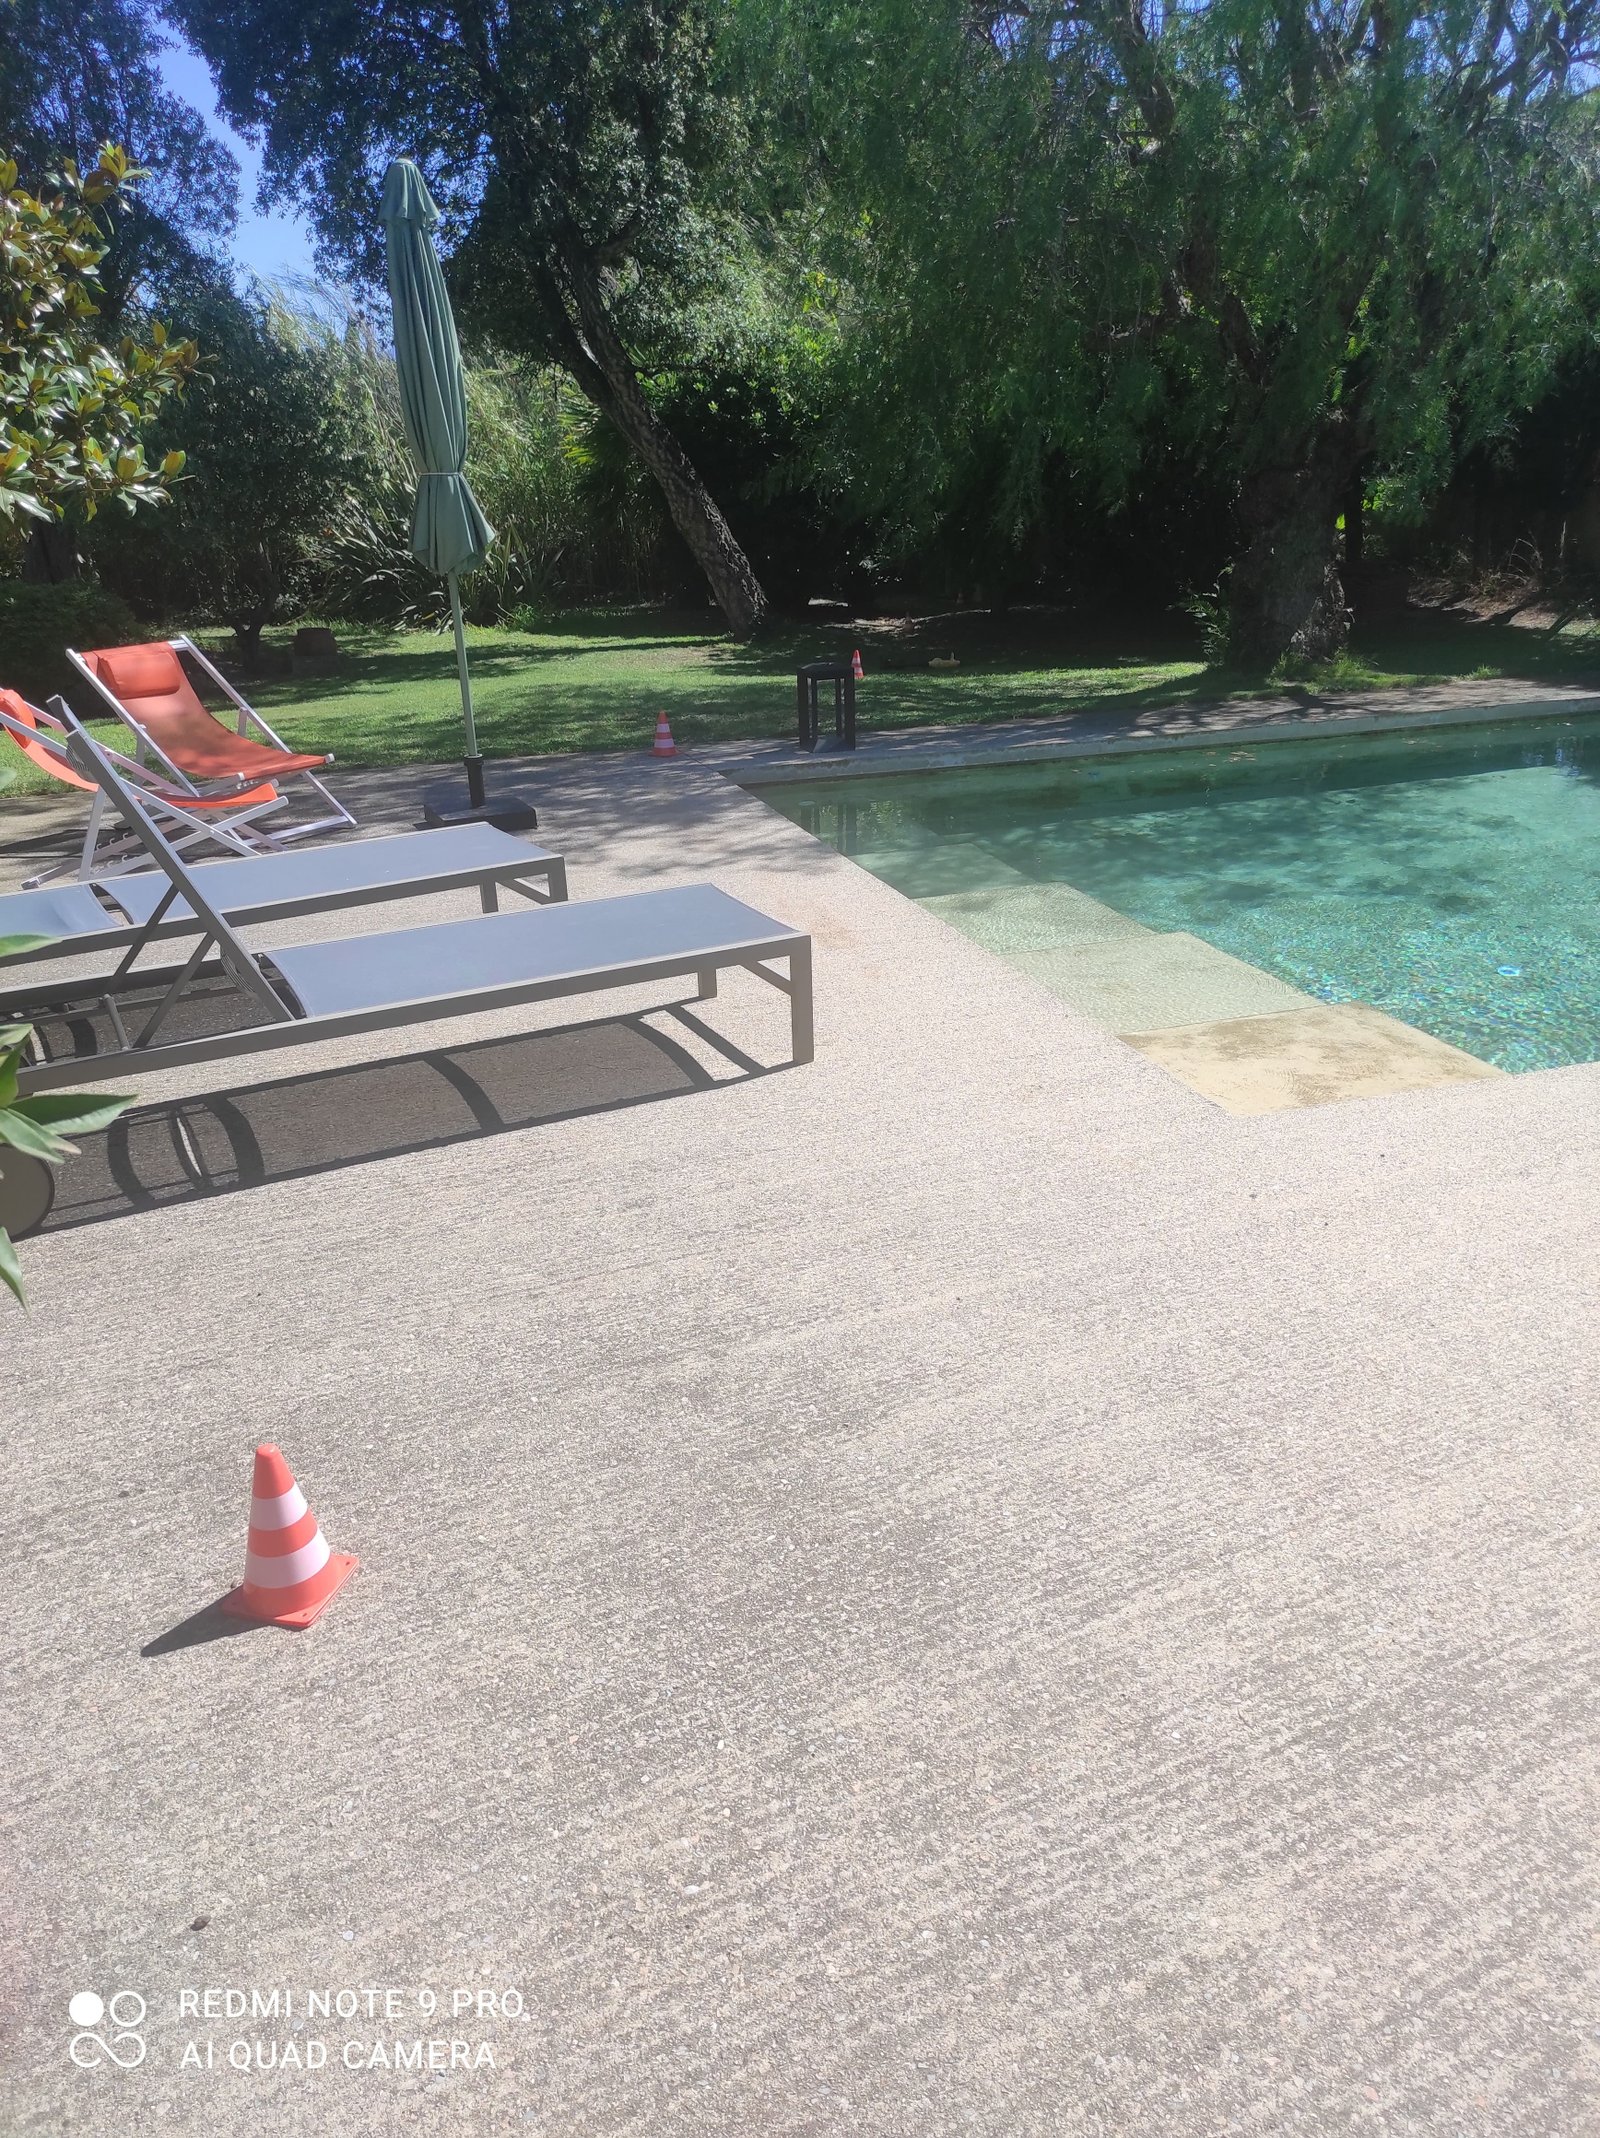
[8,601,1600,800]
[245,609,1208,765]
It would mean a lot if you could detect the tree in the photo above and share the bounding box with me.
[174,0,774,637]
[0,0,239,319]
[750,0,1600,666]
[0,145,198,569]
[91,282,364,659]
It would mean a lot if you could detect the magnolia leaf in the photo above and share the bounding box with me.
[0,1225,22,1307]
[0,486,51,521]
[11,1090,135,1137]
[0,1105,74,1162]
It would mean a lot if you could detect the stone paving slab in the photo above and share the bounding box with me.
[1122,999,1507,1114]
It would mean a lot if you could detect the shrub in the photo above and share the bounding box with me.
[312,345,667,625]
[0,578,138,703]
[89,282,362,660]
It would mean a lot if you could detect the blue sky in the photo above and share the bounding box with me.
[158,33,321,286]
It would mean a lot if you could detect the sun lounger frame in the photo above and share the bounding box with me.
[8,717,812,1093]
[66,636,356,842]
[0,694,291,888]
[0,812,567,978]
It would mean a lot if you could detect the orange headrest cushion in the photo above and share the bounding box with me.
[89,642,188,701]
[0,688,40,731]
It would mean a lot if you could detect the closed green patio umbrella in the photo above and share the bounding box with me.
[381,158,534,826]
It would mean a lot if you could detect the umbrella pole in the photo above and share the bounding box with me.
[447,572,485,809]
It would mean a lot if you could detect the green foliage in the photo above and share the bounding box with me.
[0,0,240,314]
[1180,582,1232,668]
[740,0,1600,654]
[307,341,659,626]
[19,0,1600,652]
[88,281,363,653]
[0,143,197,526]
[84,279,681,633]
[175,0,777,635]
[213,299,670,627]
[465,368,662,615]
[0,949,133,1305]
[0,576,137,699]
[174,0,731,331]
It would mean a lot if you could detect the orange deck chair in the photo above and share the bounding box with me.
[65,637,355,842]
[0,689,290,889]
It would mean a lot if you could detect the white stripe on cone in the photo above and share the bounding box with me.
[250,1485,309,1531]
[243,1533,332,1590]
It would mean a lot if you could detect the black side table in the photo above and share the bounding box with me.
[796,659,857,751]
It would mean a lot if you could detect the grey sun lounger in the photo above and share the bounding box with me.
[0,822,568,970]
[8,719,813,1094]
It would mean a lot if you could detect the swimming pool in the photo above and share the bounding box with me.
[760,715,1600,1072]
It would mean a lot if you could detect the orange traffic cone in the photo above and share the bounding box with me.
[851,647,865,680]
[652,712,677,756]
[219,1444,357,1630]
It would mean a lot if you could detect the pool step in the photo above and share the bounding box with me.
[1004,930,1315,1031]
[1121,1000,1504,1114]
[922,881,1148,950]
[854,835,1030,898]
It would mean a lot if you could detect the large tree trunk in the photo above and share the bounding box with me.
[21,521,82,583]
[562,265,771,639]
[228,616,266,665]
[1225,424,1358,669]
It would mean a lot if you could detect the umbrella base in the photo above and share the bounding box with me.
[419,777,539,834]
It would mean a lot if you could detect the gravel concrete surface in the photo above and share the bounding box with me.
[3,737,1599,2137]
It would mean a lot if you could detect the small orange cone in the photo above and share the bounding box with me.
[851,647,865,681]
[651,712,677,756]
[219,1444,357,1630]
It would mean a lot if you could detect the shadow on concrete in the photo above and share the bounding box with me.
[43,1006,770,1236]
[141,1600,261,1657]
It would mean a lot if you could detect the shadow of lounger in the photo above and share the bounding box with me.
[42,1007,756,1234]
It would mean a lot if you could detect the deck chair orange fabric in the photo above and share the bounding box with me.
[0,689,287,888]
[67,636,355,841]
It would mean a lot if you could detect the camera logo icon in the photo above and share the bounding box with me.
[69,1990,147,2069]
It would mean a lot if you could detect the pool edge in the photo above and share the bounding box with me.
[728,693,1600,790]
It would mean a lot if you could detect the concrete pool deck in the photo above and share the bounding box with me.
[5,706,1600,2135]
[706,672,1600,782]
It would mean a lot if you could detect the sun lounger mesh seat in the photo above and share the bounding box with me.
[264,887,797,1020]
[6,710,813,1092]
[0,820,568,968]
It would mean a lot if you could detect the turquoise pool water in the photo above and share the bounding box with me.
[761,716,1600,1071]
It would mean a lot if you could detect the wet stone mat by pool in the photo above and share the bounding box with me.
[1121,1000,1505,1115]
